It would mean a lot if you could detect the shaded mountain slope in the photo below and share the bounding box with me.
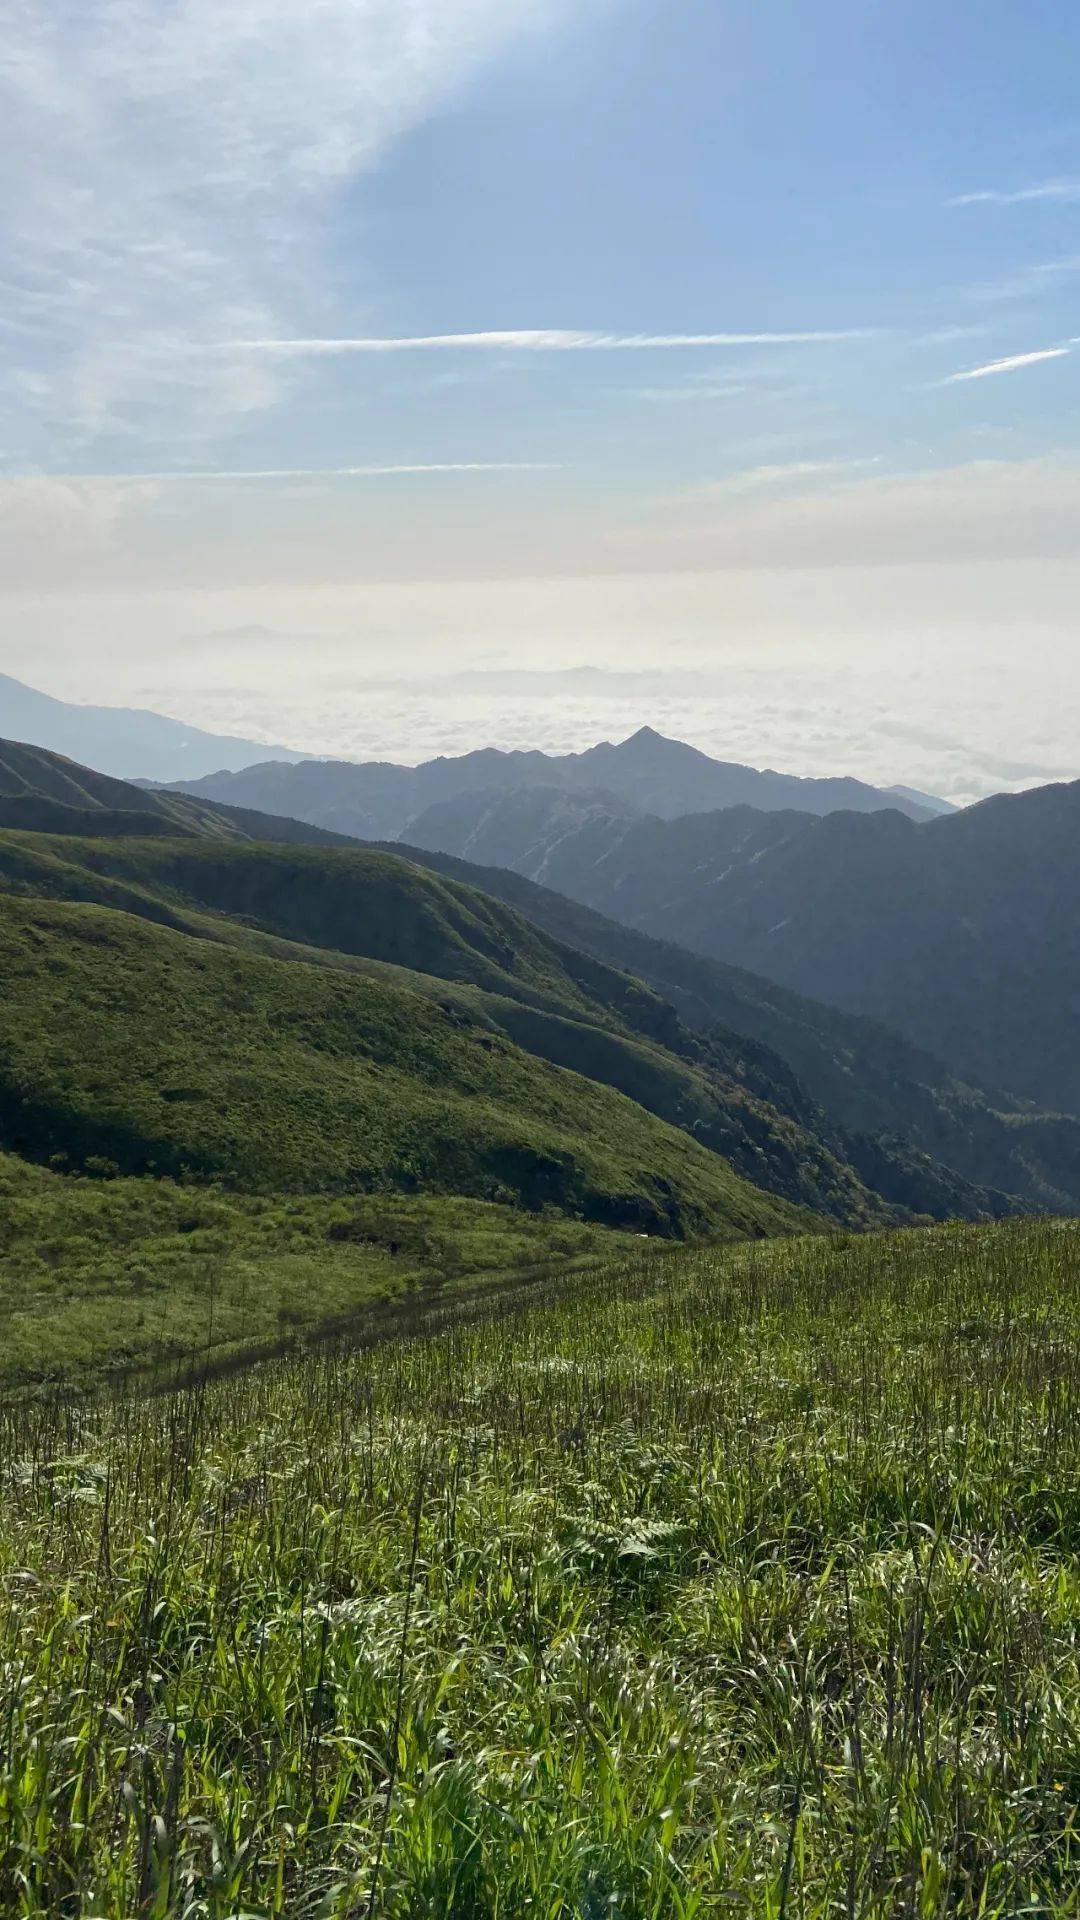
[384,840,1080,1217]
[405,778,1080,1117]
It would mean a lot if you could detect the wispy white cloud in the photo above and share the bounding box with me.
[31,462,560,484]
[963,255,1080,306]
[940,346,1071,384]
[949,178,1080,207]
[232,328,873,355]
[0,1,582,457]
[692,457,883,497]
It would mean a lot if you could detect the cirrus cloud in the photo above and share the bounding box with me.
[949,178,1080,207]
[0,0,586,459]
[940,346,1072,384]
[228,328,874,355]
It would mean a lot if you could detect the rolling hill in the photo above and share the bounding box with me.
[0,739,1062,1223]
[0,736,350,844]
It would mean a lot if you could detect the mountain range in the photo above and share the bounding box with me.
[2,675,953,815]
[165,722,951,829]
[3,737,1078,1226]
[152,718,1078,1120]
[385,839,1080,1218]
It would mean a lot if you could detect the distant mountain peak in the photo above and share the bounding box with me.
[596,726,712,765]
[0,672,308,782]
[3,671,954,821]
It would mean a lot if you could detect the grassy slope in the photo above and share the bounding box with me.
[0,889,803,1243]
[0,1150,645,1388]
[0,826,710,1036]
[5,742,1067,1213]
[0,830,903,1225]
[3,1218,1079,1914]
[0,744,1025,1219]
[0,737,354,846]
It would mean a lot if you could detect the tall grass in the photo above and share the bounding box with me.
[1,1218,1079,1915]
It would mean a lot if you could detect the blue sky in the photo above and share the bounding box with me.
[0,0,1078,796]
[5,0,1080,487]
[307,0,1080,494]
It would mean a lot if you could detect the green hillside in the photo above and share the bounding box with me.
[0,800,845,1389]
[0,889,805,1240]
[0,736,353,846]
[0,828,935,1225]
[0,1150,645,1388]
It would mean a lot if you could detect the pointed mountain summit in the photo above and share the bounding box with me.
[166,723,944,837]
[568,727,939,821]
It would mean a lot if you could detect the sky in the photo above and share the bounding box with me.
[1,0,1079,801]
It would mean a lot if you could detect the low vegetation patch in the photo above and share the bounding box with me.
[0,1152,644,1389]
[2,1218,1079,1914]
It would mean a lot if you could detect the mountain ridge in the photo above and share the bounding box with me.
[6,737,1072,1221]
[0,738,1021,1229]
[0,736,354,846]
[404,777,1080,1116]
[162,720,948,830]
[0,675,308,782]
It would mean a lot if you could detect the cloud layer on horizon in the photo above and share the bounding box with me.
[3,571,1076,808]
[6,451,1080,589]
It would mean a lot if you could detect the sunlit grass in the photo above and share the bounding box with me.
[0,1150,646,1389]
[2,1217,1079,1914]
